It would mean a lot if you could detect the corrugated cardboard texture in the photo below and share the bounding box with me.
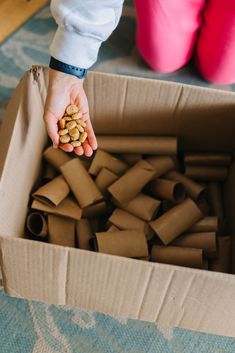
[1,236,235,337]
[85,72,235,152]
[0,68,48,238]
[0,67,235,337]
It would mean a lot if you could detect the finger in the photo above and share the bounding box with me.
[85,117,97,150]
[59,143,74,153]
[82,141,93,157]
[74,146,84,156]
[44,112,59,148]
[78,96,97,147]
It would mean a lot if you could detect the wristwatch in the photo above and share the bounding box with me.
[49,56,87,79]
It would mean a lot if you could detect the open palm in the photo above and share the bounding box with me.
[44,69,97,157]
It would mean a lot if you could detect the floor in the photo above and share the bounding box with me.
[0,0,48,43]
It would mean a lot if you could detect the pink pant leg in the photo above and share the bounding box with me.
[195,0,235,84]
[134,0,206,73]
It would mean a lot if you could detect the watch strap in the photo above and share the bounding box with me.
[49,56,87,79]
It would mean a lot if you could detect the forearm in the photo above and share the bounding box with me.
[50,0,124,68]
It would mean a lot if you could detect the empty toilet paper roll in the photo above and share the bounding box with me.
[33,175,70,206]
[48,214,75,247]
[76,219,94,250]
[147,178,185,203]
[114,193,161,221]
[108,159,156,204]
[186,216,218,233]
[26,212,47,238]
[78,157,92,171]
[96,136,177,155]
[161,200,174,213]
[61,158,103,208]
[164,170,206,200]
[43,163,58,180]
[95,168,119,199]
[82,201,107,219]
[184,153,232,166]
[43,146,71,171]
[185,166,228,181]
[149,198,203,245]
[146,156,176,177]
[196,198,210,216]
[31,196,82,221]
[90,219,100,233]
[210,236,232,273]
[89,149,129,176]
[95,230,149,258]
[208,182,224,219]
[136,256,150,262]
[151,245,204,269]
[172,232,217,259]
[107,225,120,232]
[116,154,143,166]
[109,208,154,240]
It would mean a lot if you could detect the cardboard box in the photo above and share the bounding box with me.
[0,66,235,337]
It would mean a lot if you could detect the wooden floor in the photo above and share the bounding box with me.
[0,0,48,43]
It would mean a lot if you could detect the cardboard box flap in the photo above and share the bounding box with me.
[85,71,235,152]
[1,236,235,337]
[0,68,48,238]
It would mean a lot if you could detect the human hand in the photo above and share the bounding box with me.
[44,68,97,157]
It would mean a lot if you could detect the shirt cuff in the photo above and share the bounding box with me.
[50,26,102,69]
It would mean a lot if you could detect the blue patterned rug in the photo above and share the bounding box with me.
[0,288,235,352]
[1,2,235,350]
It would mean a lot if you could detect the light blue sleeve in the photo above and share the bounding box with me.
[50,0,124,68]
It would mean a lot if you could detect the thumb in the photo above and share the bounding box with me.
[44,111,60,148]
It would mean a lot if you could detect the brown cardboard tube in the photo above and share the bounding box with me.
[107,225,120,232]
[203,260,209,270]
[186,217,218,233]
[114,193,161,222]
[151,245,204,269]
[95,168,119,199]
[95,230,149,258]
[96,136,177,155]
[33,175,70,206]
[60,158,103,208]
[82,201,107,219]
[31,196,82,221]
[184,153,232,166]
[149,198,203,245]
[146,156,176,177]
[161,200,174,213]
[185,165,228,181]
[147,178,185,203]
[108,159,156,204]
[208,182,224,219]
[78,157,92,171]
[48,214,75,247]
[26,212,47,238]
[172,232,217,259]
[76,219,93,250]
[164,170,206,200]
[43,146,71,171]
[89,149,129,176]
[210,236,231,273]
[196,198,210,216]
[109,208,154,240]
[116,153,143,166]
[43,163,58,180]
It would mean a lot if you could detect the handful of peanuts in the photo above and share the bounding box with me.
[58,104,88,147]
